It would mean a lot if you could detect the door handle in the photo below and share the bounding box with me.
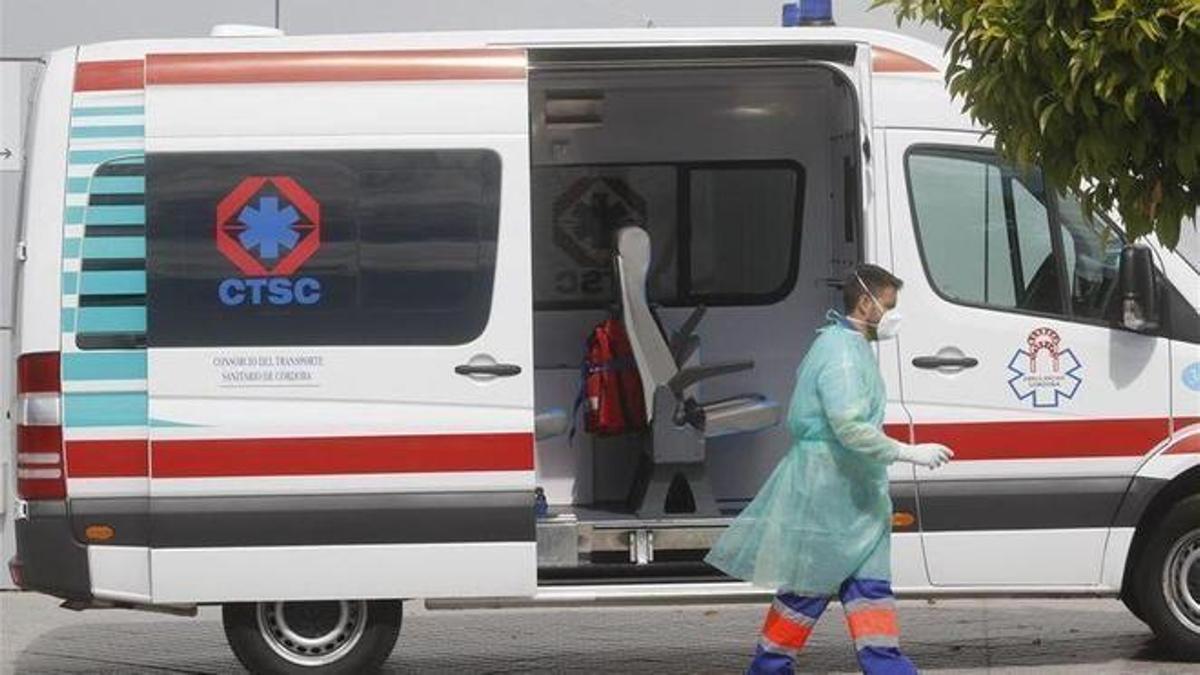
[912,355,979,370]
[455,363,522,377]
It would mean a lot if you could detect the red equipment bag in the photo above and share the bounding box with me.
[575,318,648,437]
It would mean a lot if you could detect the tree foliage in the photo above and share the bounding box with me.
[873,0,1200,249]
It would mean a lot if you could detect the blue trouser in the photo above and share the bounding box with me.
[748,577,917,675]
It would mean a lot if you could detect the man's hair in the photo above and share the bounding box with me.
[843,264,904,313]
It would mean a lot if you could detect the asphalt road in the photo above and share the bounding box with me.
[1,592,1196,673]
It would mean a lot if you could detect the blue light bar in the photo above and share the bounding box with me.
[782,0,835,27]
[782,3,801,26]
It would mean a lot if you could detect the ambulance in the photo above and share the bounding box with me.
[7,10,1200,674]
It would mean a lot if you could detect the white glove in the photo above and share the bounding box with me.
[895,443,954,469]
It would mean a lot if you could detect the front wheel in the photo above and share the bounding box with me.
[1133,495,1200,660]
[223,599,402,674]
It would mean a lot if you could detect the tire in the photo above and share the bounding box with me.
[1122,588,1145,624]
[222,599,402,674]
[1133,495,1200,660]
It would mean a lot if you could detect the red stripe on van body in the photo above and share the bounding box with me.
[884,423,911,444]
[66,440,148,477]
[60,418,1193,480]
[75,60,145,92]
[146,49,527,85]
[910,417,1171,460]
[151,432,534,478]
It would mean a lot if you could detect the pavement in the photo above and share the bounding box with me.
[0,591,1195,673]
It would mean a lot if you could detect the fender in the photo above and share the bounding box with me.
[1113,422,1200,591]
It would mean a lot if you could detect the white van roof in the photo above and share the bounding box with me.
[64,26,966,131]
[73,26,946,74]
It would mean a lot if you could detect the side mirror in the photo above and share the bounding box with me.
[1118,245,1160,332]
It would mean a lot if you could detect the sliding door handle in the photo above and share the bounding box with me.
[455,363,522,377]
[912,355,979,370]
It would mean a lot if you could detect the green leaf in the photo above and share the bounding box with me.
[1140,17,1165,41]
[1080,91,1099,119]
[1177,145,1198,180]
[1123,87,1141,121]
[1156,202,1182,248]
[1154,68,1171,103]
[1039,101,1060,133]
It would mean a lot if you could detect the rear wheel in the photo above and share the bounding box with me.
[223,599,402,674]
[1133,495,1200,660]
[1121,588,1145,624]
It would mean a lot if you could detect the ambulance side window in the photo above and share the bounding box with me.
[72,157,149,350]
[531,161,804,309]
[146,149,501,347]
[688,166,802,302]
[905,148,1064,316]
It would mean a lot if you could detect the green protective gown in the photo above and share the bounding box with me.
[705,312,900,595]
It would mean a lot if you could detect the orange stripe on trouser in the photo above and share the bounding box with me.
[761,607,815,651]
[845,606,900,640]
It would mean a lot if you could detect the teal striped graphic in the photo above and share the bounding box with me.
[70,125,145,139]
[75,306,147,333]
[63,352,148,381]
[67,205,146,226]
[68,149,142,164]
[150,418,202,428]
[79,270,146,295]
[62,93,148,430]
[67,176,145,194]
[71,106,144,117]
[62,392,148,428]
[80,205,144,226]
[81,236,145,259]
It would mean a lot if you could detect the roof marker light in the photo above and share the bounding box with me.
[210,24,285,38]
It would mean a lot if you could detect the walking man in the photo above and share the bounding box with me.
[706,264,954,674]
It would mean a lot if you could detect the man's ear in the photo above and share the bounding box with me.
[854,293,873,317]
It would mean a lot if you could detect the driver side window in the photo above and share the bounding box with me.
[906,148,1064,316]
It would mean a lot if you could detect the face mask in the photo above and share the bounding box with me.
[856,275,903,340]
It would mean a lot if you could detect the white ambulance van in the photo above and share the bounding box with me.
[7,18,1200,674]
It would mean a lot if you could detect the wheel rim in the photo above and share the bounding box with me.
[1163,528,1200,634]
[256,600,368,667]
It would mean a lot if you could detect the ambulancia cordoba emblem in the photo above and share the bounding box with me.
[1006,327,1083,408]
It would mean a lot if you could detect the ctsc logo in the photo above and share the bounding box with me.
[216,176,322,306]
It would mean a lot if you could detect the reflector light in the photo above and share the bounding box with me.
[85,525,116,542]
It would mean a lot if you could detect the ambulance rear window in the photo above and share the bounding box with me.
[145,149,501,347]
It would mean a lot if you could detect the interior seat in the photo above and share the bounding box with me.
[613,226,782,517]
